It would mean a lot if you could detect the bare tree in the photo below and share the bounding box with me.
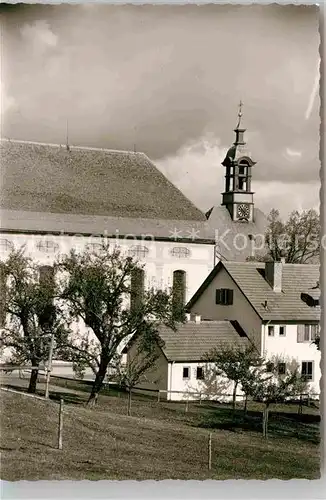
[116,324,164,416]
[242,357,308,438]
[204,344,262,413]
[247,208,320,263]
[57,244,175,406]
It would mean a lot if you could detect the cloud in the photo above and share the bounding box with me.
[0,80,17,118]
[305,63,319,120]
[20,20,58,56]
[284,147,302,159]
[1,4,320,213]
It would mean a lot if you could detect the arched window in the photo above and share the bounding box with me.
[128,245,149,259]
[130,268,145,312]
[169,247,191,259]
[238,160,249,191]
[172,270,186,322]
[36,240,59,253]
[0,239,13,252]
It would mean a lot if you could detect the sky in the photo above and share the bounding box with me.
[0,3,320,218]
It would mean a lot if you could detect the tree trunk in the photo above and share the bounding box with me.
[262,404,270,438]
[27,368,39,394]
[232,382,238,414]
[87,357,108,406]
[244,394,248,415]
[127,388,132,416]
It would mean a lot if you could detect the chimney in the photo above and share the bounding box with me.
[265,261,283,293]
[185,313,191,322]
[195,314,201,324]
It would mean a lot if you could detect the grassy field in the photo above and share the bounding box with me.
[0,375,321,480]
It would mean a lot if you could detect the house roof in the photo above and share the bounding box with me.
[187,261,320,322]
[157,320,250,362]
[0,139,206,222]
[205,205,268,261]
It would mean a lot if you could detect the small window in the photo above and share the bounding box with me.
[196,367,204,380]
[301,361,313,381]
[128,245,149,259]
[183,367,190,380]
[279,326,286,336]
[297,324,319,343]
[266,361,274,372]
[36,240,59,253]
[86,242,103,252]
[268,325,275,337]
[169,247,191,259]
[216,288,233,306]
[0,239,13,252]
[278,362,286,375]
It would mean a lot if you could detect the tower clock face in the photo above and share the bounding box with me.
[237,203,250,220]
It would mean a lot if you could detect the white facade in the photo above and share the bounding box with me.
[0,232,214,304]
[262,323,320,396]
[165,361,242,402]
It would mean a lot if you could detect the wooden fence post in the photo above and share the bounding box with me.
[157,390,160,403]
[185,400,189,412]
[208,433,212,470]
[58,398,64,450]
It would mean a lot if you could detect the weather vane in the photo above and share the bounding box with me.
[236,100,243,129]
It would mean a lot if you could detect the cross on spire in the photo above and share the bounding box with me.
[236,100,243,129]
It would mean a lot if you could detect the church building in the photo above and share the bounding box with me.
[0,106,267,308]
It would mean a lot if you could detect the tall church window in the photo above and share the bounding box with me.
[39,265,56,331]
[130,268,145,312]
[172,270,186,322]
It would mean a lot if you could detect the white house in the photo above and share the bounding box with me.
[186,260,321,396]
[124,318,251,401]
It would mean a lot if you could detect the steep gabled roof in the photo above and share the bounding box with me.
[0,139,206,222]
[157,320,250,362]
[187,261,320,322]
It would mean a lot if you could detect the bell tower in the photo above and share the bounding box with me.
[221,101,256,222]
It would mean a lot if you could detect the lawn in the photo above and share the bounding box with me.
[0,375,321,480]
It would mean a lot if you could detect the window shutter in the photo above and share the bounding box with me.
[304,325,310,341]
[297,324,304,343]
[311,324,319,340]
[216,289,222,304]
[227,289,234,305]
